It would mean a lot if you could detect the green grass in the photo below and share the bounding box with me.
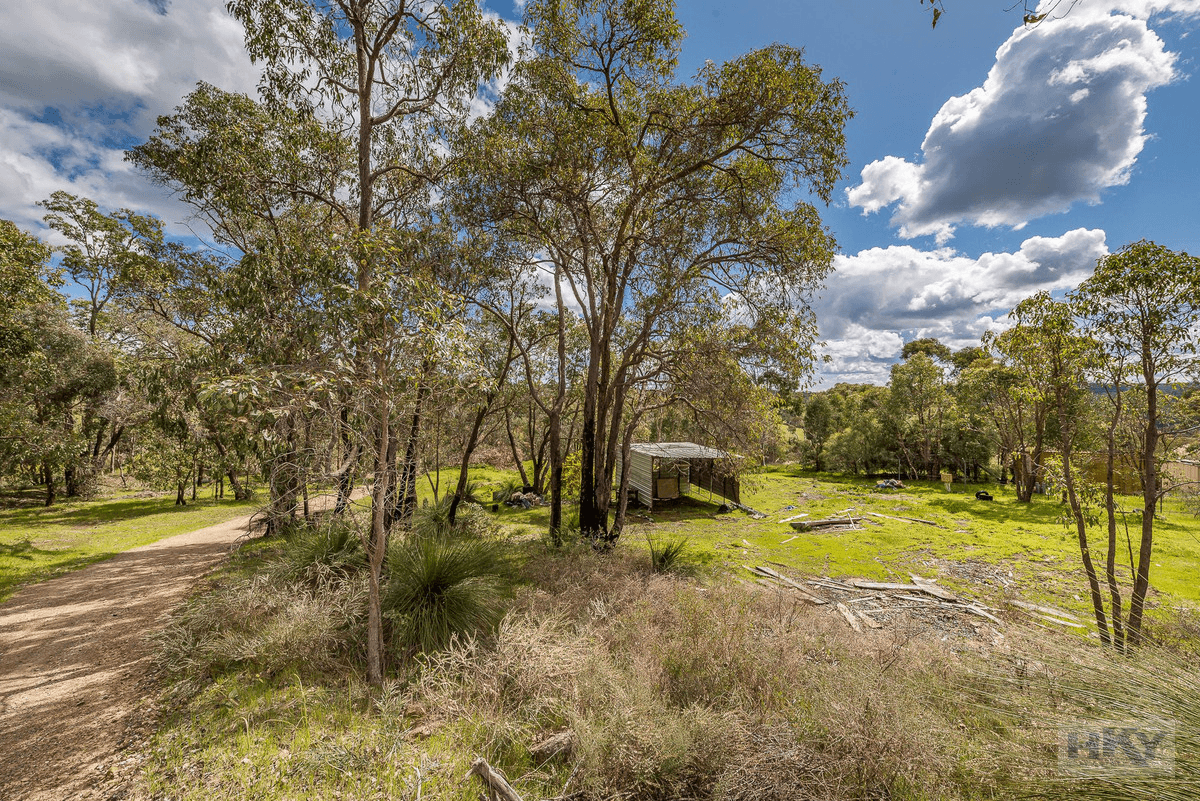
[622,465,1200,620]
[0,490,260,601]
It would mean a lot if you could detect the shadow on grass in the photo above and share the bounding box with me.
[0,550,121,602]
[0,496,235,530]
[630,494,728,523]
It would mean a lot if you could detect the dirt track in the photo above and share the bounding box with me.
[0,513,254,801]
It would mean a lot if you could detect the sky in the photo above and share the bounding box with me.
[1,0,1198,387]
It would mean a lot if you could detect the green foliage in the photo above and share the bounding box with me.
[647,534,688,573]
[275,519,365,585]
[382,534,511,655]
[411,494,493,540]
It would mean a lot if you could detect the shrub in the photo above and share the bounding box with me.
[410,494,493,540]
[383,535,512,656]
[647,534,688,573]
[273,518,365,585]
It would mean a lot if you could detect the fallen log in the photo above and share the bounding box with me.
[466,758,524,801]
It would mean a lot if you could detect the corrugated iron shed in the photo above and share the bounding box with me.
[628,442,733,460]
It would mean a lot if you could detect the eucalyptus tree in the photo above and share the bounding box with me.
[979,327,1054,501]
[36,193,166,494]
[221,0,510,682]
[456,0,851,543]
[887,352,952,479]
[1074,240,1200,647]
[1005,292,1111,644]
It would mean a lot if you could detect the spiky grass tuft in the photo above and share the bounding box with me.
[647,534,688,573]
[383,535,511,656]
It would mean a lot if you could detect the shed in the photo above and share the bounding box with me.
[617,442,741,510]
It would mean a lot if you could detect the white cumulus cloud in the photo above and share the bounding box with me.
[0,0,259,233]
[813,228,1108,385]
[847,4,1185,242]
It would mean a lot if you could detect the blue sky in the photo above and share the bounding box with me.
[1,0,1198,386]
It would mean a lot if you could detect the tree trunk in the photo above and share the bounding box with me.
[1104,418,1126,652]
[505,407,530,489]
[175,482,187,506]
[392,368,429,528]
[43,462,56,506]
[1126,386,1159,647]
[365,394,391,687]
[1060,424,1110,645]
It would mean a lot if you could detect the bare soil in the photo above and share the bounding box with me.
[0,513,254,801]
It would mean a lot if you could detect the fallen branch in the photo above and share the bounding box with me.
[865,511,945,528]
[1004,599,1081,622]
[466,758,524,801]
[745,565,828,604]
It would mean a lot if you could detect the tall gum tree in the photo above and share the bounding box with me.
[455,0,851,543]
[1074,240,1200,647]
[138,0,510,684]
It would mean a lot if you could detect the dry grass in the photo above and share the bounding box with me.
[138,532,1200,800]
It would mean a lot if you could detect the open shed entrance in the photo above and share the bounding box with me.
[617,442,741,511]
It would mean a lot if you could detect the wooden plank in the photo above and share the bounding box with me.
[744,565,828,605]
[836,602,863,633]
[962,605,1003,625]
[1004,599,1082,622]
[779,514,809,523]
[791,517,863,530]
[907,574,959,602]
[806,578,856,591]
[865,511,944,528]
[850,579,957,602]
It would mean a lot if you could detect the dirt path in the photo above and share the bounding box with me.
[0,512,255,801]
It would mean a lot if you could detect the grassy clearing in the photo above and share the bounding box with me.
[0,489,258,601]
[622,466,1200,618]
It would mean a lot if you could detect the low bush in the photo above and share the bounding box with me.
[647,534,688,573]
[272,518,365,585]
[150,572,366,699]
[383,534,512,656]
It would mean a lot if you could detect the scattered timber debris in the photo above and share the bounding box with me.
[729,501,767,519]
[744,565,828,604]
[466,758,524,801]
[749,565,1011,638]
[1004,599,1086,628]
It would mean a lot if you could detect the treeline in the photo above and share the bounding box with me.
[2,1,854,683]
[793,241,1200,650]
